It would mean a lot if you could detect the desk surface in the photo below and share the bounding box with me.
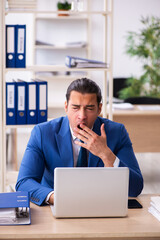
[0,195,160,240]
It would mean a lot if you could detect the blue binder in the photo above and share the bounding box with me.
[15,25,26,68]
[6,80,17,125]
[6,25,16,68]
[26,80,37,124]
[0,191,30,225]
[35,79,48,123]
[16,80,27,124]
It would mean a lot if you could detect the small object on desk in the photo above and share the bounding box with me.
[108,103,134,110]
[137,105,160,111]
[128,199,143,209]
[148,196,160,222]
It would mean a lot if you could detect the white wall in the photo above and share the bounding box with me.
[113,0,160,78]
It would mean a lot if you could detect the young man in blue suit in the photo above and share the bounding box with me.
[16,78,143,206]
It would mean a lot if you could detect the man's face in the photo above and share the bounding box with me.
[65,91,102,131]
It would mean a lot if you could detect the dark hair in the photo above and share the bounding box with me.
[66,78,102,105]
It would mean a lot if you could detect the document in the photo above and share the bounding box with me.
[148,196,160,222]
[0,191,31,225]
[137,105,160,111]
[112,103,134,110]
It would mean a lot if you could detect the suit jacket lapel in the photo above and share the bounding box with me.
[55,117,74,167]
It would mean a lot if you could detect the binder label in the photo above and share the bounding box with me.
[29,85,36,110]
[39,85,46,110]
[17,28,25,54]
[18,86,25,110]
[7,85,14,108]
[7,27,15,53]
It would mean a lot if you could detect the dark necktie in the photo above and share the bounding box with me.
[76,145,88,167]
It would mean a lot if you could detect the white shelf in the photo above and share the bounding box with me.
[35,15,89,20]
[5,65,110,72]
[6,10,110,16]
[5,124,35,129]
[35,75,88,81]
[34,45,88,50]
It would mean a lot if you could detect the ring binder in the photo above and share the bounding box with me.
[15,25,26,68]
[0,191,31,225]
[6,80,17,125]
[6,25,16,68]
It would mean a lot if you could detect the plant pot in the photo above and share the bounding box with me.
[58,9,69,16]
[124,97,160,105]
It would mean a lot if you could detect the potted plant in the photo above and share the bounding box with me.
[119,16,160,103]
[57,1,71,16]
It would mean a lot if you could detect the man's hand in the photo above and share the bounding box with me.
[48,193,54,205]
[74,123,116,167]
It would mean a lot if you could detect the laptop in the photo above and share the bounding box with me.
[50,167,129,218]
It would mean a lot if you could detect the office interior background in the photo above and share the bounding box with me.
[1,0,160,193]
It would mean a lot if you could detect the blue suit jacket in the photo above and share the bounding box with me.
[16,116,143,205]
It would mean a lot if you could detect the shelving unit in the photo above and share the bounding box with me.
[0,0,113,192]
[0,0,4,192]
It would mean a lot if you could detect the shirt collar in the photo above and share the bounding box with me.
[69,125,77,141]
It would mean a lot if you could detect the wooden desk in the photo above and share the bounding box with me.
[112,105,160,152]
[0,195,160,240]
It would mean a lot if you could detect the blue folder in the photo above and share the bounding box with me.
[35,79,48,123]
[16,80,27,124]
[6,81,17,125]
[15,25,26,68]
[6,25,16,68]
[26,80,37,124]
[0,191,30,225]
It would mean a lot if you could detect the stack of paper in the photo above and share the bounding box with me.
[0,208,17,224]
[137,105,160,111]
[65,41,87,48]
[148,196,160,221]
[112,103,134,110]
[7,0,37,9]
